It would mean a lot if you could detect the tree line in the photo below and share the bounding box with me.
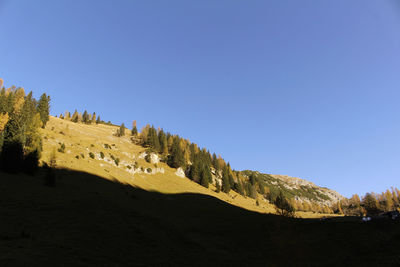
[59,110,115,126]
[0,79,50,174]
[332,188,400,216]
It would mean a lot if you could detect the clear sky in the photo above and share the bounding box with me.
[1,0,399,197]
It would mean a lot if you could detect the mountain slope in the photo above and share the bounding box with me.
[40,116,342,217]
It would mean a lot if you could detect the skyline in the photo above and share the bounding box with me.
[1,0,400,197]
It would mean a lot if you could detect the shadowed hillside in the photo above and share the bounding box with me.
[1,169,399,266]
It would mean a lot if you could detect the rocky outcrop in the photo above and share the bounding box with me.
[175,167,185,178]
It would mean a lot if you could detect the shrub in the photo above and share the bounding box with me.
[57,143,65,153]
[145,153,151,163]
[75,155,80,159]
[80,153,85,158]
[146,167,152,173]
[100,151,105,159]
[134,161,139,169]
[127,165,132,169]
[104,144,111,149]
[114,158,120,166]
[89,152,95,159]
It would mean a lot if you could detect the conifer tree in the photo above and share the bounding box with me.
[116,123,126,137]
[82,110,89,124]
[131,120,138,136]
[96,115,101,124]
[167,136,185,168]
[37,93,50,128]
[274,191,295,217]
[200,166,210,188]
[221,168,231,194]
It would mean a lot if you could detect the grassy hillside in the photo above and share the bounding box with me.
[38,117,338,218]
[1,169,399,266]
[41,117,278,214]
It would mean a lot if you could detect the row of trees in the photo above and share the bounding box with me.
[0,80,50,173]
[333,188,400,216]
[60,110,114,125]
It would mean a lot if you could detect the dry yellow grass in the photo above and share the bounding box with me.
[40,116,333,218]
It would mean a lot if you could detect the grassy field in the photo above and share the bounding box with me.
[1,169,399,266]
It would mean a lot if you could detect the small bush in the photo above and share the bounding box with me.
[90,144,94,147]
[127,165,132,169]
[140,167,145,172]
[146,167,152,173]
[100,151,105,159]
[57,143,65,153]
[134,161,139,169]
[145,153,151,163]
[110,154,115,161]
[89,152,95,159]
[114,158,120,166]
[104,144,111,149]
[75,155,80,159]
[80,153,85,158]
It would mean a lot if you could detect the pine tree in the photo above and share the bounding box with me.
[131,120,138,136]
[82,110,89,124]
[200,166,210,188]
[167,136,185,168]
[221,168,231,194]
[96,115,101,124]
[116,123,126,137]
[274,191,295,217]
[37,93,50,128]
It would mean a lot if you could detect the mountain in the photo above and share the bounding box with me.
[40,116,343,217]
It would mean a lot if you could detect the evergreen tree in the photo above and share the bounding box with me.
[200,165,210,188]
[37,93,50,128]
[167,136,185,168]
[116,123,126,137]
[221,168,231,194]
[131,120,138,136]
[274,191,295,217]
[82,110,89,124]
[96,115,101,124]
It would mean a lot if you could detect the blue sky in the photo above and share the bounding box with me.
[1,0,399,197]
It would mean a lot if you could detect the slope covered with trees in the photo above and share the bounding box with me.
[0,79,50,174]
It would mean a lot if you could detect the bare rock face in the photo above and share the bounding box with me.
[150,153,159,164]
[175,167,185,178]
[270,174,345,206]
[138,152,147,159]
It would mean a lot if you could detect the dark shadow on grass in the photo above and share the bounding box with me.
[1,168,400,266]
